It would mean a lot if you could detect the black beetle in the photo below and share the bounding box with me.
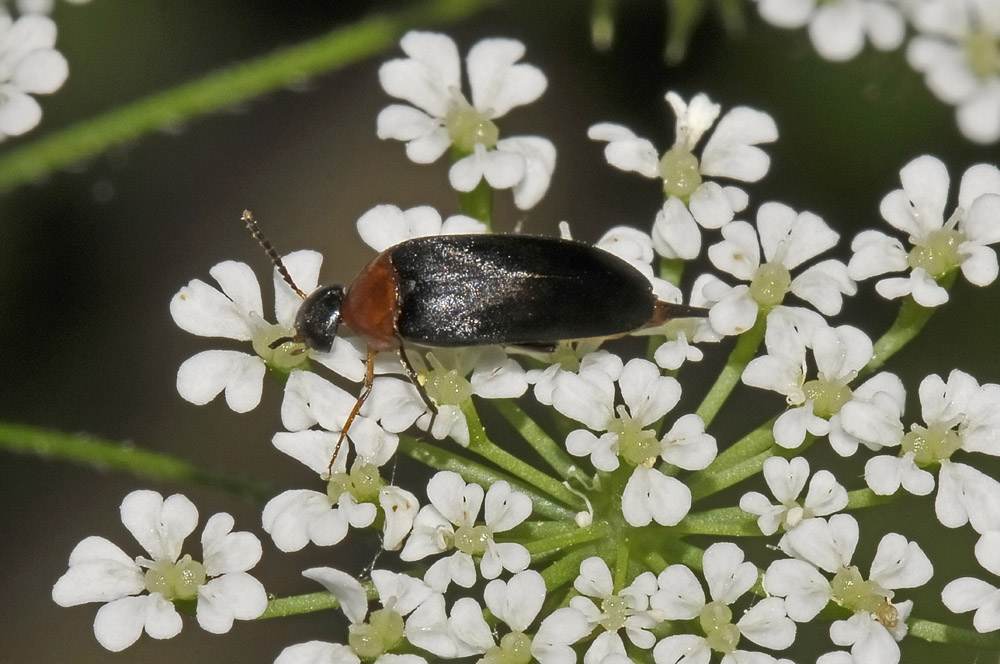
[244,211,705,472]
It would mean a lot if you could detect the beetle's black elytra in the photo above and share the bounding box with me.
[245,211,706,475]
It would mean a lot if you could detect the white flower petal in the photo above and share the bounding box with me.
[621,466,691,527]
[176,350,265,412]
[653,197,703,260]
[201,512,261,576]
[496,135,556,209]
[197,572,267,632]
[120,491,197,563]
[466,38,546,116]
[700,106,778,182]
[94,594,181,652]
[484,570,546,631]
[652,564,705,619]
[303,567,369,624]
[380,31,459,117]
[51,536,144,606]
[484,481,532,532]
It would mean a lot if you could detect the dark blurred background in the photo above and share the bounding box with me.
[2,1,998,662]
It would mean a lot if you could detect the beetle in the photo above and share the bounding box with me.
[244,210,706,473]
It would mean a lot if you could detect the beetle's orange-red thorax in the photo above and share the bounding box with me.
[340,251,403,351]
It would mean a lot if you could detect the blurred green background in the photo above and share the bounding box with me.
[2,0,999,662]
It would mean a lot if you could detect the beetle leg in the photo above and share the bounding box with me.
[397,346,439,433]
[326,346,377,479]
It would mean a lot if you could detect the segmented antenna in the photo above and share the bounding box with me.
[243,209,306,299]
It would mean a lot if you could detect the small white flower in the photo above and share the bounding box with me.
[703,202,854,336]
[404,347,529,447]
[551,358,715,527]
[742,309,872,448]
[740,456,848,535]
[275,567,432,664]
[170,250,365,413]
[942,531,1000,632]
[849,155,1000,306]
[52,490,266,651]
[766,514,932,664]
[652,542,795,664]
[827,371,904,457]
[527,348,624,406]
[356,204,486,253]
[754,0,905,61]
[377,31,555,209]
[264,371,419,551]
[589,91,777,259]
[0,14,68,140]
[399,471,531,591]
[845,369,1000,534]
[531,606,593,664]
[907,0,1000,143]
[404,594,487,659]
[571,557,660,660]
[406,571,548,659]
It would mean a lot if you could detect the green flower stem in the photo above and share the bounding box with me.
[0,0,494,194]
[589,0,617,50]
[525,522,607,557]
[909,617,1000,648]
[659,256,687,287]
[0,422,274,501]
[845,487,893,509]
[519,519,580,539]
[642,537,705,573]
[462,401,585,510]
[687,418,774,498]
[664,0,704,64]
[613,536,632,590]
[696,310,767,427]
[397,437,575,521]
[456,177,494,228]
[687,447,775,501]
[679,506,761,537]
[489,400,590,485]
[540,546,596,591]
[260,581,377,619]
[862,271,954,378]
[258,591,342,619]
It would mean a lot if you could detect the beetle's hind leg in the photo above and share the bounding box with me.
[398,346,439,434]
[326,347,377,479]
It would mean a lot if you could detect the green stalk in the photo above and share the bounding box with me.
[456,178,494,228]
[679,506,760,537]
[863,289,948,378]
[0,0,494,193]
[258,591,342,619]
[524,522,607,557]
[909,618,1000,648]
[489,400,590,485]
[687,447,774,500]
[696,309,767,427]
[0,422,274,501]
[462,401,585,510]
[539,546,595,591]
[259,580,377,619]
[398,437,575,521]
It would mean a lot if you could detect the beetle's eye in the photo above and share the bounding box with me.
[295,285,345,353]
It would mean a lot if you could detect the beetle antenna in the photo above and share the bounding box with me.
[243,209,307,300]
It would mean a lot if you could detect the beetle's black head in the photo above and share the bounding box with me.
[294,285,346,353]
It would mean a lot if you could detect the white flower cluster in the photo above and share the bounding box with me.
[50,28,1000,664]
[0,12,69,140]
[753,0,1000,143]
